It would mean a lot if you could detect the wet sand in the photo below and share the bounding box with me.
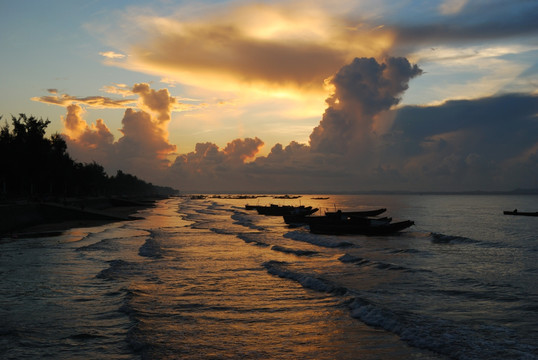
[0,197,159,238]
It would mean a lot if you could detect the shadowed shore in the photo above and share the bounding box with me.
[0,196,163,238]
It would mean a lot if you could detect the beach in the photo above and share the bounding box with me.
[1,194,536,359]
[0,197,159,238]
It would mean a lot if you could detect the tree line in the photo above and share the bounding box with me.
[0,114,178,199]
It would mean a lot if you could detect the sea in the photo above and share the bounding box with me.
[0,194,536,360]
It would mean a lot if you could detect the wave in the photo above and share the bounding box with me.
[338,254,370,265]
[271,245,318,256]
[430,232,478,244]
[76,238,121,251]
[96,259,140,280]
[349,298,537,359]
[138,234,165,258]
[388,248,424,254]
[263,261,347,295]
[283,230,354,248]
[263,260,537,360]
[231,211,265,231]
[338,254,430,273]
[236,233,270,247]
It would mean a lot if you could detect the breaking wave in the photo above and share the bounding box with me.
[138,233,165,258]
[263,259,538,360]
[96,259,140,280]
[231,211,265,230]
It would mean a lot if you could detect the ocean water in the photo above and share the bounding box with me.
[0,194,536,359]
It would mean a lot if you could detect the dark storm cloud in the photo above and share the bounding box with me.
[378,93,538,190]
[310,57,422,154]
[394,0,538,45]
[171,92,538,192]
[390,93,538,158]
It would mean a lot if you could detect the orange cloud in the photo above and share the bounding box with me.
[132,83,176,125]
[57,84,178,184]
[107,3,395,96]
[32,93,135,108]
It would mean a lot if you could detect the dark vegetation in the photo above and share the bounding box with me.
[0,114,178,200]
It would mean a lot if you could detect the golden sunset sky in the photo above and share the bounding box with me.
[1,0,537,192]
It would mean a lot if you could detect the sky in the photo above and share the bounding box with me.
[1,0,537,192]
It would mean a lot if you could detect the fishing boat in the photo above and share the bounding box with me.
[255,204,318,216]
[308,217,414,235]
[283,208,386,225]
[325,208,386,217]
[503,210,538,217]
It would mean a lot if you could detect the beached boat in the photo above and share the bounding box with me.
[255,204,318,216]
[503,210,538,217]
[308,217,414,235]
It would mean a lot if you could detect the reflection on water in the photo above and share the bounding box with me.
[1,195,536,359]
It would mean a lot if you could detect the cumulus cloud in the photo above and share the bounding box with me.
[309,57,422,154]
[47,60,537,192]
[58,84,177,184]
[166,57,537,192]
[169,137,264,191]
[61,104,115,165]
[132,83,176,124]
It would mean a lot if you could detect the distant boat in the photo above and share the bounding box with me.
[273,195,302,199]
[503,210,538,217]
[254,204,318,216]
[311,197,329,200]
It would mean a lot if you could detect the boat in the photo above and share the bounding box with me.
[283,208,386,225]
[308,217,414,235]
[255,204,318,216]
[503,210,538,217]
[325,208,386,217]
[273,195,302,199]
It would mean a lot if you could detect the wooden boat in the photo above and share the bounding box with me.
[503,210,538,217]
[255,204,318,216]
[308,218,414,235]
[325,208,386,217]
[283,208,386,225]
[273,195,302,199]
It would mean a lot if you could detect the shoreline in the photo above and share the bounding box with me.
[0,197,161,238]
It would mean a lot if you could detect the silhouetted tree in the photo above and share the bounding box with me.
[0,114,178,199]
